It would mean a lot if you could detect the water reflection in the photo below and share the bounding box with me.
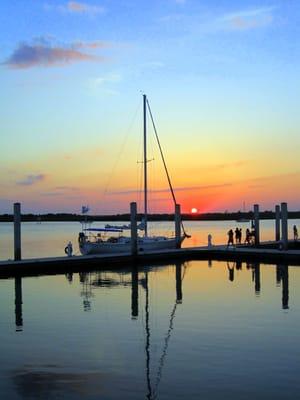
[3,261,299,400]
[276,264,289,310]
[131,267,139,319]
[12,261,292,340]
[253,263,261,296]
[14,277,23,331]
[11,367,107,398]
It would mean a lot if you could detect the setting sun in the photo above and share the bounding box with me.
[191,208,198,214]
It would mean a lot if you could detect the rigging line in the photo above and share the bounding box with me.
[146,99,189,238]
[152,262,188,399]
[152,300,178,399]
[102,100,141,197]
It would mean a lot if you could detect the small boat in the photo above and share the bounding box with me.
[78,94,188,255]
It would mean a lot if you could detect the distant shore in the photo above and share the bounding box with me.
[1,211,300,222]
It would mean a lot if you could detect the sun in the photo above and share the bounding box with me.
[191,207,198,214]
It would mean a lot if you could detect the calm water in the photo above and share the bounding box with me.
[0,261,300,399]
[0,219,299,260]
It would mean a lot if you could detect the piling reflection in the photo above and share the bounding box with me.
[11,261,291,332]
[253,263,261,296]
[227,262,235,282]
[14,277,23,331]
[175,262,182,303]
[131,267,138,319]
[276,264,289,309]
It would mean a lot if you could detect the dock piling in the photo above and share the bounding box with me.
[14,202,21,261]
[275,205,280,242]
[130,202,138,256]
[254,204,260,246]
[281,202,288,250]
[175,204,181,249]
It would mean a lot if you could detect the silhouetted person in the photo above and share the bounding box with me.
[235,227,240,244]
[245,228,251,245]
[227,262,235,282]
[293,225,298,241]
[227,229,234,248]
[239,228,242,243]
[251,228,256,244]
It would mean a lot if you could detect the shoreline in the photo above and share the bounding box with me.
[1,211,300,223]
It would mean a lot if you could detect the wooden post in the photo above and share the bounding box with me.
[281,202,288,250]
[275,205,280,242]
[254,204,260,246]
[130,202,137,256]
[14,202,21,261]
[175,204,181,249]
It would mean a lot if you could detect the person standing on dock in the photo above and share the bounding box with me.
[227,229,234,248]
[293,225,298,241]
[245,228,251,245]
[235,227,240,244]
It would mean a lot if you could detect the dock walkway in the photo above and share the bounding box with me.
[0,243,299,278]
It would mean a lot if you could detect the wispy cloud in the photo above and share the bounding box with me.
[67,1,105,14]
[110,183,232,196]
[41,186,81,197]
[75,40,110,49]
[45,2,105,16]
[91,73,121,87]
[159,6,274,33]
[221,6,275,31]
[204,160,248,171]
[3,38,108,69]
[16,174,46,186]
[55,186,80,191]
[141,61,165,70]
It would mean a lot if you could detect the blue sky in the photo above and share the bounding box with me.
[0,1,299,213]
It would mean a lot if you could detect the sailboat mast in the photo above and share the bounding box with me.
[143,94,148,237]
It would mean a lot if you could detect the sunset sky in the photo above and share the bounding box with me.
[1,0,299,214]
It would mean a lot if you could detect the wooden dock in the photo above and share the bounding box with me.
[0,243,299,278]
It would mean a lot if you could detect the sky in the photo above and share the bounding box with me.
[0,0,300,214]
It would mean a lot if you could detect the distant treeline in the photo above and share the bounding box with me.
[1,211,300,222]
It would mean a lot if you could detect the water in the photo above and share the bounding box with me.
[1,219,299,260]
[1,261,300,399]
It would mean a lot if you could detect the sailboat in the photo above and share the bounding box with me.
[236,201,250,223]
[78,94,188,255]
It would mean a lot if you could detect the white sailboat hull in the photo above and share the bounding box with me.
[79,236,183,255]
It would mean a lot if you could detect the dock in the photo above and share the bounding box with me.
[1,200,299,278]
[0,243,299,278]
